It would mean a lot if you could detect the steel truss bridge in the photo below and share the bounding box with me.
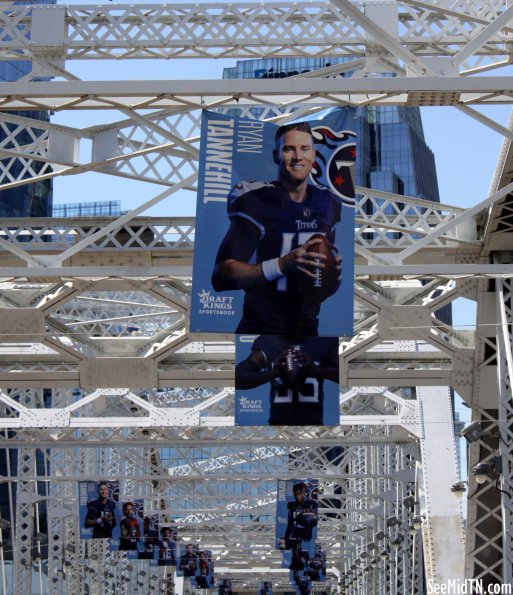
[0,1,512,593]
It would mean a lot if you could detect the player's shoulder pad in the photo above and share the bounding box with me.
[311,182,341,201]
[228,180,274,205]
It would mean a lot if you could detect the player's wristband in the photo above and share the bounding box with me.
[262,258,284,281]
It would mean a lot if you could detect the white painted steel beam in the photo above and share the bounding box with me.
[0,78,512,110]
[0,2,510,67]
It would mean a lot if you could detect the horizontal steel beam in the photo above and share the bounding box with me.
[0,78,511,109]
[0,264,510,279]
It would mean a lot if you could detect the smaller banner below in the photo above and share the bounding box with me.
[137,514,160,563]
[235,335,339,426]
[289,544,327,587]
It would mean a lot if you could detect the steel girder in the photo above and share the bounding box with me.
[0,1,510,69]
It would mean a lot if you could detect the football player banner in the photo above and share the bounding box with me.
[289,544,327,585]
[195,549,215,589]
[306,545,327,583]
[177,543,199,578]
[109,499,144,557]
[276,480,319,570]
[190,109,356,337]
[235,335,339,426]
[79,480,120,541]
[154,524,178,566]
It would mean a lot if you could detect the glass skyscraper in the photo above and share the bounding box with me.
[0,0,55,218]
[0,2,55,573]
[224,57,440,203]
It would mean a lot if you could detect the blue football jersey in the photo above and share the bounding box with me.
[227,181,341,334]
[252,335,338,425]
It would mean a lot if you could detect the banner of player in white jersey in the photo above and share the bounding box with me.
[191,109,356,338]
[78,481,178,565]
[276,479,326,593]
[235,335,339,426]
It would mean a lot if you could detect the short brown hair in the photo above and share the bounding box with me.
[274,121,313,147]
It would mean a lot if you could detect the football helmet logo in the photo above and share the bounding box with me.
[310,125,356,206]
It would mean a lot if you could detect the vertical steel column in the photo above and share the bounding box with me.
[13,448,39,594]
[417,386,465,586]
[496,278,513,585]
[47,389,80,595]
[12,389,47,595]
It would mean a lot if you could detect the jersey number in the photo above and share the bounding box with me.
[274,377,319,403]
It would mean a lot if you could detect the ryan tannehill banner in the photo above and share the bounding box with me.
[190,109,356,337]
[235,334,339,426]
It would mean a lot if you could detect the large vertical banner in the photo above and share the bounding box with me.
[79,480,120,540]
[111,499,144,556]
[177,543,199,578]
[235,335,339,425]
[190,109,356,337]
[195,549,215,589]
[276,480,319,572]
[155,524,177,566]
[177,544,214,588]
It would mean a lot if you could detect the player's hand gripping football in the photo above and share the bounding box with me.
[280,234,341,301]
[279,236,328,280]
[272,346,313,389]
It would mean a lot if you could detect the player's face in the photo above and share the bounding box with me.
[125,504,133,516]
[294,489,305,503]
[275,130,315,186]
[98,484,109,499]
[187,544,194,554]
[162,529,171,539]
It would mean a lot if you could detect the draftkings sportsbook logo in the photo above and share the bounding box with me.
[239,396,263,413]
[197,289,235,315]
